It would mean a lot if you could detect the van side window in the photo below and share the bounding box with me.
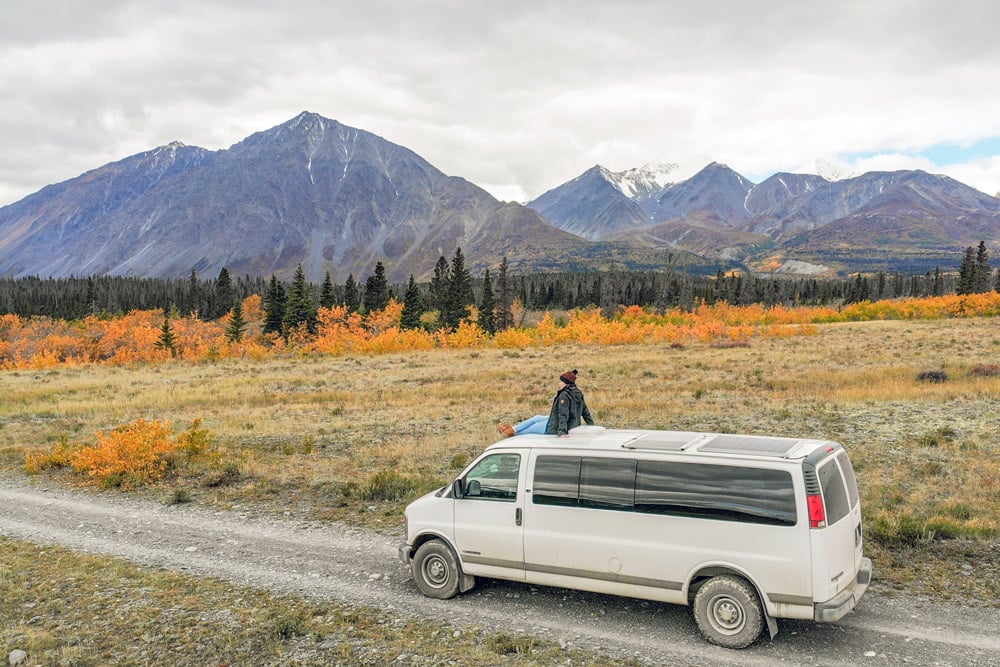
[818,459,850,524]
[635,461,797,526]
[463,453,520,502]
[580,458,636,510]
[533,456,581,506]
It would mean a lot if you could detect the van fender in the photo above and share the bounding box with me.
[408,530,476,593]
[685,561,778,639]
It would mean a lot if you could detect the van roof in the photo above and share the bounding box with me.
[488,425,838,462]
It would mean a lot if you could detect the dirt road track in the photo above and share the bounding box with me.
[2,479,998,666]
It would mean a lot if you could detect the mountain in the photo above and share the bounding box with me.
[0,112,603,282]
[530,161,1000,274]
[4,112,999,282]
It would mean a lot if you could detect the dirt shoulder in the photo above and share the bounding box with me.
[3,477,999,667]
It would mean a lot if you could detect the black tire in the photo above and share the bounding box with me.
[692,575,765,649]
[411,540,462,599]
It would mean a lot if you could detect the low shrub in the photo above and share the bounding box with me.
[969,364,1000,377]
[25,418,217,490]
[916,370,948,383]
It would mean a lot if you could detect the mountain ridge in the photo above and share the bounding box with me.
[2,111,999,281]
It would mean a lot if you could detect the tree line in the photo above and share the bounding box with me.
[2,244,997,327]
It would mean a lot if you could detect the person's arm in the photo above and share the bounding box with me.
[582,399,594,425]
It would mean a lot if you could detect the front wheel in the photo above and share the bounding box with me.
[692,575,765,649]
[411,540,462,599]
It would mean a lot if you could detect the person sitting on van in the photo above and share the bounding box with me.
[498,369,594,438]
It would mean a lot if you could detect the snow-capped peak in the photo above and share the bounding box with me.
[602,162,685,198]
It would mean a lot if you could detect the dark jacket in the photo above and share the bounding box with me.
[545,384,594,435]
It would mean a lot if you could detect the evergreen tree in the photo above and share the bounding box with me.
[932,266,944,296]
[477,268,497,334]
[283,264,318,334]
[225,299,247,343]
[957,245,976,295]
[400,275,424,330]
[363,261,390,313]
[973,241,992,293]
[185,269,201,317]
[343,273,361,313]
[155,315,177,357]
[429,255,449,315]
[263,274,287,336]
[441,247,475,330]
[320,271,336,308]
[211,267,234,319]
[495,256,514,331]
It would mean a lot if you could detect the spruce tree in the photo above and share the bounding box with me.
[957,246,976,295]
[343,273,361,313]
[186,269,201,317]
[429,256,449,315]
[283,264,318,334]
[441,247,474,330]
[495,256,514,331]
[155,315,177,357]
[973,241,992,293]
[400,275,424,330]
[320,271,336,308]
[263,274,287,336]
[211,267,234,320]
[477,268,497,334]
[363,261,390,313]
[225,299,247,343]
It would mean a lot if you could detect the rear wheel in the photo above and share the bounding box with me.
[693,575,765,649]
[411,540,462,599]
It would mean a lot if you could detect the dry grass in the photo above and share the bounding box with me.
[3,317,999,597]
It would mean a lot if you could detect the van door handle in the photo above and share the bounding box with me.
[515,508,522,526]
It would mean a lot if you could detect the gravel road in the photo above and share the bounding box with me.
[2,478,998,667]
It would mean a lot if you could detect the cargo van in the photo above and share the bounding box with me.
[399,426,872,649]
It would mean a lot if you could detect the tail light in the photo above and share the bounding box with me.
[803,467,826,528]
[807,493,827,528]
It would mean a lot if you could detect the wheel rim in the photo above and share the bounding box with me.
[707,593,746,635]
[421,554,450,589]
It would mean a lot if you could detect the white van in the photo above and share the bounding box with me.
[399,426,872,649]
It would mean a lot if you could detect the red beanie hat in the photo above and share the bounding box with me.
[560,369,578,384]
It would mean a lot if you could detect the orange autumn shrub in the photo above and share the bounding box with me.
[27,418,217,489]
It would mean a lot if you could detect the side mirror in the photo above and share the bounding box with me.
[453,478,464,499]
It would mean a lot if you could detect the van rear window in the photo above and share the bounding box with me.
[532,455,796,526]
[818,458,850,525]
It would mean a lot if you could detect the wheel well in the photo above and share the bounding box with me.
[687,567,761,605]
[410,533,452,558]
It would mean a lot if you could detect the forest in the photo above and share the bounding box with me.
[1,242,996,324]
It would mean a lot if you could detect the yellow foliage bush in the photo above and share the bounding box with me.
[26,418,216,489]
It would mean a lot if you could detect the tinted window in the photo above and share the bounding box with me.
[836,451,860,509]
[533,456,581,506]
[580,458,636,510]
[818,458,850,524]
[463,453,520,502]
[636,461,797,526]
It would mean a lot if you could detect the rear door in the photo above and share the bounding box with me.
[453,451,526,580]
[810,454,861,602]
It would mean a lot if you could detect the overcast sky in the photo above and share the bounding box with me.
[3,0,1000,207]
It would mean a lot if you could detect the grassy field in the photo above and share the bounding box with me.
[2,317,999,663]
